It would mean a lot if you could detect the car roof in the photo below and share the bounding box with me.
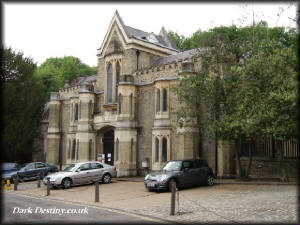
[73,161,107,166]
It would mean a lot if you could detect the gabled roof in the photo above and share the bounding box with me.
[149,48,206,68]
[97,10,179,56]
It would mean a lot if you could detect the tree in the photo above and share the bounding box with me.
[173,22,298,180]
[34,56,97,95]
[232,39,298,181]
[1,47,47,163]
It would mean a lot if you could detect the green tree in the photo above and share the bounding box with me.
[232,39,298,181]
[2,47,47,163]
[34,56,97,95]
[173,22,298,179]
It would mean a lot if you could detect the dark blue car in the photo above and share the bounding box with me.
[2,162,58,183]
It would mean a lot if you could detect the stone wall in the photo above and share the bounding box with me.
[240,158,299,179]
[136,85,155,174]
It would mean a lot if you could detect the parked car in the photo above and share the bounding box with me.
[43,161,117,189]
[8,162,58,182]
[144,159,215,191]
[1,162,22,183]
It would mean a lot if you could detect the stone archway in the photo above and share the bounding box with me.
[102,129,114,165]
[96,126,115,165]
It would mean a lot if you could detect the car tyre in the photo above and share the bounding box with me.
[206,174,215,186]
[168,179,177,192]
[61,178,72,189]
[102,173,111,184]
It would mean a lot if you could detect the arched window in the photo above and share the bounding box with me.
[130,138,134,162]
[130,93,133,115]
[76,139,79,160]
[79,101,81,119]
[72,139,76,160]
[116,138,119,161]
[75,104,78,121]
[71,104,73,121]
[163,89,167,112]
[107,63,113,103]
[156,89,160,112]
[116,62,120,101]
[89,139,93,160]
[68,140,71,159]
[162,137,167,162]
[89,100,93,119]
[118,93,122,114]
[155,138,159,162]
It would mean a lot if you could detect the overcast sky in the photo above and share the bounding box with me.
[3,2,298,67]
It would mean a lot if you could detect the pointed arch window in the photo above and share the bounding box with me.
[116,138,119,161]
[130,93,133,115]
[130,138,134,163]
[72,139,76,160]
[156,89,160,112]
[68,139,71,159]
[76,139,79,160]
[163,89,167,112]
[107,63,113,103]
[116,62,120,101]
[75,104,78,121]
[89,139,93,160]
[162,137,167,162]
[155,138,159,162]
[118,94,122,114]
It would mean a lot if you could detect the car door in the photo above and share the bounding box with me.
[194,159,207,185]
[90,162,104,182]
[35,162,47,177]
[72,163,91,185]
[23,163,36,179]
[181,160,197,187]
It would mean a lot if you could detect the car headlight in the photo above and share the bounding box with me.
[157,174,168,182]
[144,175,150,181]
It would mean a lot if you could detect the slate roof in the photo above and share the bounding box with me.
[124,25,179,51]
[63,74,97,89]
[149,48,205,68]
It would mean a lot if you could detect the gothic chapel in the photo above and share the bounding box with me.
[45,11,233,177]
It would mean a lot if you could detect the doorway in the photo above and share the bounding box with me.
[102,130,114,165]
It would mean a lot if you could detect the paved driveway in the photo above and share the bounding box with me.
[3,179,298,224]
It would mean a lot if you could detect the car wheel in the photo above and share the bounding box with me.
[102,174,111,184]
[61,178,72,189]
[168,179,177,192]
[206,174,215,186]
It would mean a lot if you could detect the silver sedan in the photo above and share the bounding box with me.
[43,161,117,189]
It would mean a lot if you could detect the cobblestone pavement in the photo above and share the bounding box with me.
[130,184,298,224]
[3,180,298,224]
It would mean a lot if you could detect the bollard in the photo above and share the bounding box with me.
[6,180,12,190]
[170,180,176,215]
[46,177,50,196]
[95,180,99,202]
[37,174,41,188]
[13,176,18,191]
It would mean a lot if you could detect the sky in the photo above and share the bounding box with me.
[3,2,298,67]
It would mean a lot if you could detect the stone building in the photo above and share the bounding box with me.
[44,11,298,178]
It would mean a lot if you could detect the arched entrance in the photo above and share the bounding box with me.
[102,129,114,165]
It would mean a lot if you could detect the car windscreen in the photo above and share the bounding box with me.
[161,161,182,172]
[63,164,76,172]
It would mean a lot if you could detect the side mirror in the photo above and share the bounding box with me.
[75,169,80,172]
[183,167,189,172]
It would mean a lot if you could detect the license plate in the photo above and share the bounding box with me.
[147,182,156,188]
